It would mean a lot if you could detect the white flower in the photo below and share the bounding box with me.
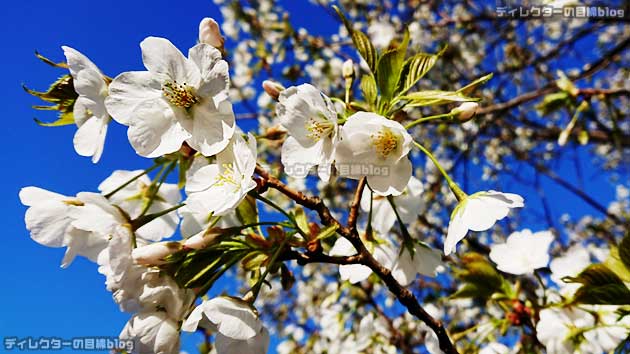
[105,37,235,157]
[444,190,524,255]
[549,244,591,285]
[62,46,110,163]
[335,112,413,196]
[479,343,510,354]
[185,133,257,217]
[20,187,125,267]
[120,311,180,354]
[391,243,444,285]
[329,237,395,284]
[367,21,396,49]
[198,17,224,49]
[98,170,181,241]
[536,307,593,354]
[489,229,554,275]
[360,176,424,235]
[182,296,269,354]
[277,84,339,181]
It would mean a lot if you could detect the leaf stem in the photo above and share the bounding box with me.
[412,140,467,200]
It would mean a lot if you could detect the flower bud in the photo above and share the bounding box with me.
[262,80,285,101]
[342,59,354,79]
[450,102,479,122]
[132,242,182,266]
[183,228,222,250]
[198,17,225,49]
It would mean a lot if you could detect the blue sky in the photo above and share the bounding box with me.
[0,0,624,353]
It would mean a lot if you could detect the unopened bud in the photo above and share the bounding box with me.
[342,59,354,79]
[199,17,225,50]
[183,228,221,250]
[132,242,182,266]
[450,102,479,122]
[262,80,285,101]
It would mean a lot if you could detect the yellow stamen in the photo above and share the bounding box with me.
[162,80,198,108]
[305,114,334,141]
[371,127,400,158]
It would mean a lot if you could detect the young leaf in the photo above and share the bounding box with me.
[457,73,493,95]
[332,5,378,73]
[34,111,75,127]
[360,74,377,107]
[396,47,445,96]
[565,264,630,305]
[376,30,409,103]
[402,90,480,107]
[235,195,259,226]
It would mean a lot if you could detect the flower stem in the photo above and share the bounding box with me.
[412,140,467,201]
[249,234,291,302]
[104,161,164,199]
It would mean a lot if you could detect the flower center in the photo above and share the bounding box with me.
[215,163,240,187]
[305,113,334,141]
[162,80,198,108]
[371,127,399,158]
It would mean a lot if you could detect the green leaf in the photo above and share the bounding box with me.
[536,91,570,115]
[402,90,480,107]
[456,73,494,95]
[360,74,377,107]
[396,47,445,96]
[619,231,630,271]
[565,264,630,305]
[451,253,505,300]
[34,111,75,127]
[376,30,409,104]
[451,283,494,299]
[35,50,68,68]
[294,206,309,236]
[235,195,259,227]
[23,75,77,103]
[333,5,377,73]
[315,224,339,241]
[604,246,630,282]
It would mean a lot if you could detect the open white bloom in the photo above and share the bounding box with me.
[360,176,424,235]
[182,296,269,354]
[329,237,398,284]
[277,84,339,181]
[489,229,554,275]
[391,243,444,285]
[549,244,591,285]
[536,307,593,354]
[62,46,110,163]
[105,37,234,157]
[444,191,524,255]
[98,170,181,241]
[335,112,413,196]
[20,187,125,267]
[185,133,257,217]
[120,311,180,354]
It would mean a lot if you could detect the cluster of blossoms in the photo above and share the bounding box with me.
[20,1,630,353]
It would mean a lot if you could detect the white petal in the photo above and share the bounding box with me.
[73,115,108,163]
[367,158,412,196]
[444,207,467,255]
[127,101,191,157]
[188,100,235,157]
[62,46,100,77]
[188,44,229,98]
[140,37,200,87]
[215,327,270,354]
[203,297,261,340]
[186,164,221,193]
[105,71,163,125]
[281,137,321,178]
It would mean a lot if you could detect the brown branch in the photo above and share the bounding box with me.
[254,165,459,354]
[347,177,366,231]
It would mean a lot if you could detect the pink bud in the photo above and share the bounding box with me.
[199,17,225,49]
[451,102,479,122]
[132,242,181,266]
[262,80,285,101]
[183,229,221,250]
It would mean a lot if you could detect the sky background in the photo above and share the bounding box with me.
[0,0,623,353]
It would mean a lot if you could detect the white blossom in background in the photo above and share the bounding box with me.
[182,296,270,354]
[489,229,554,275]
[62,46,110,163]
[444,191,524,255]
[98,170,181,241]
[479,342,511,354]
[367,21,396,49]
[392,243,444,285]
[185,132,257,217]
[536,307,593,354]
[20,187,125,267]
[549,244,591,286]
[277,84,339,181]
[335,112,413,196]
[360,176,424,235]
[105,37,235,157]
